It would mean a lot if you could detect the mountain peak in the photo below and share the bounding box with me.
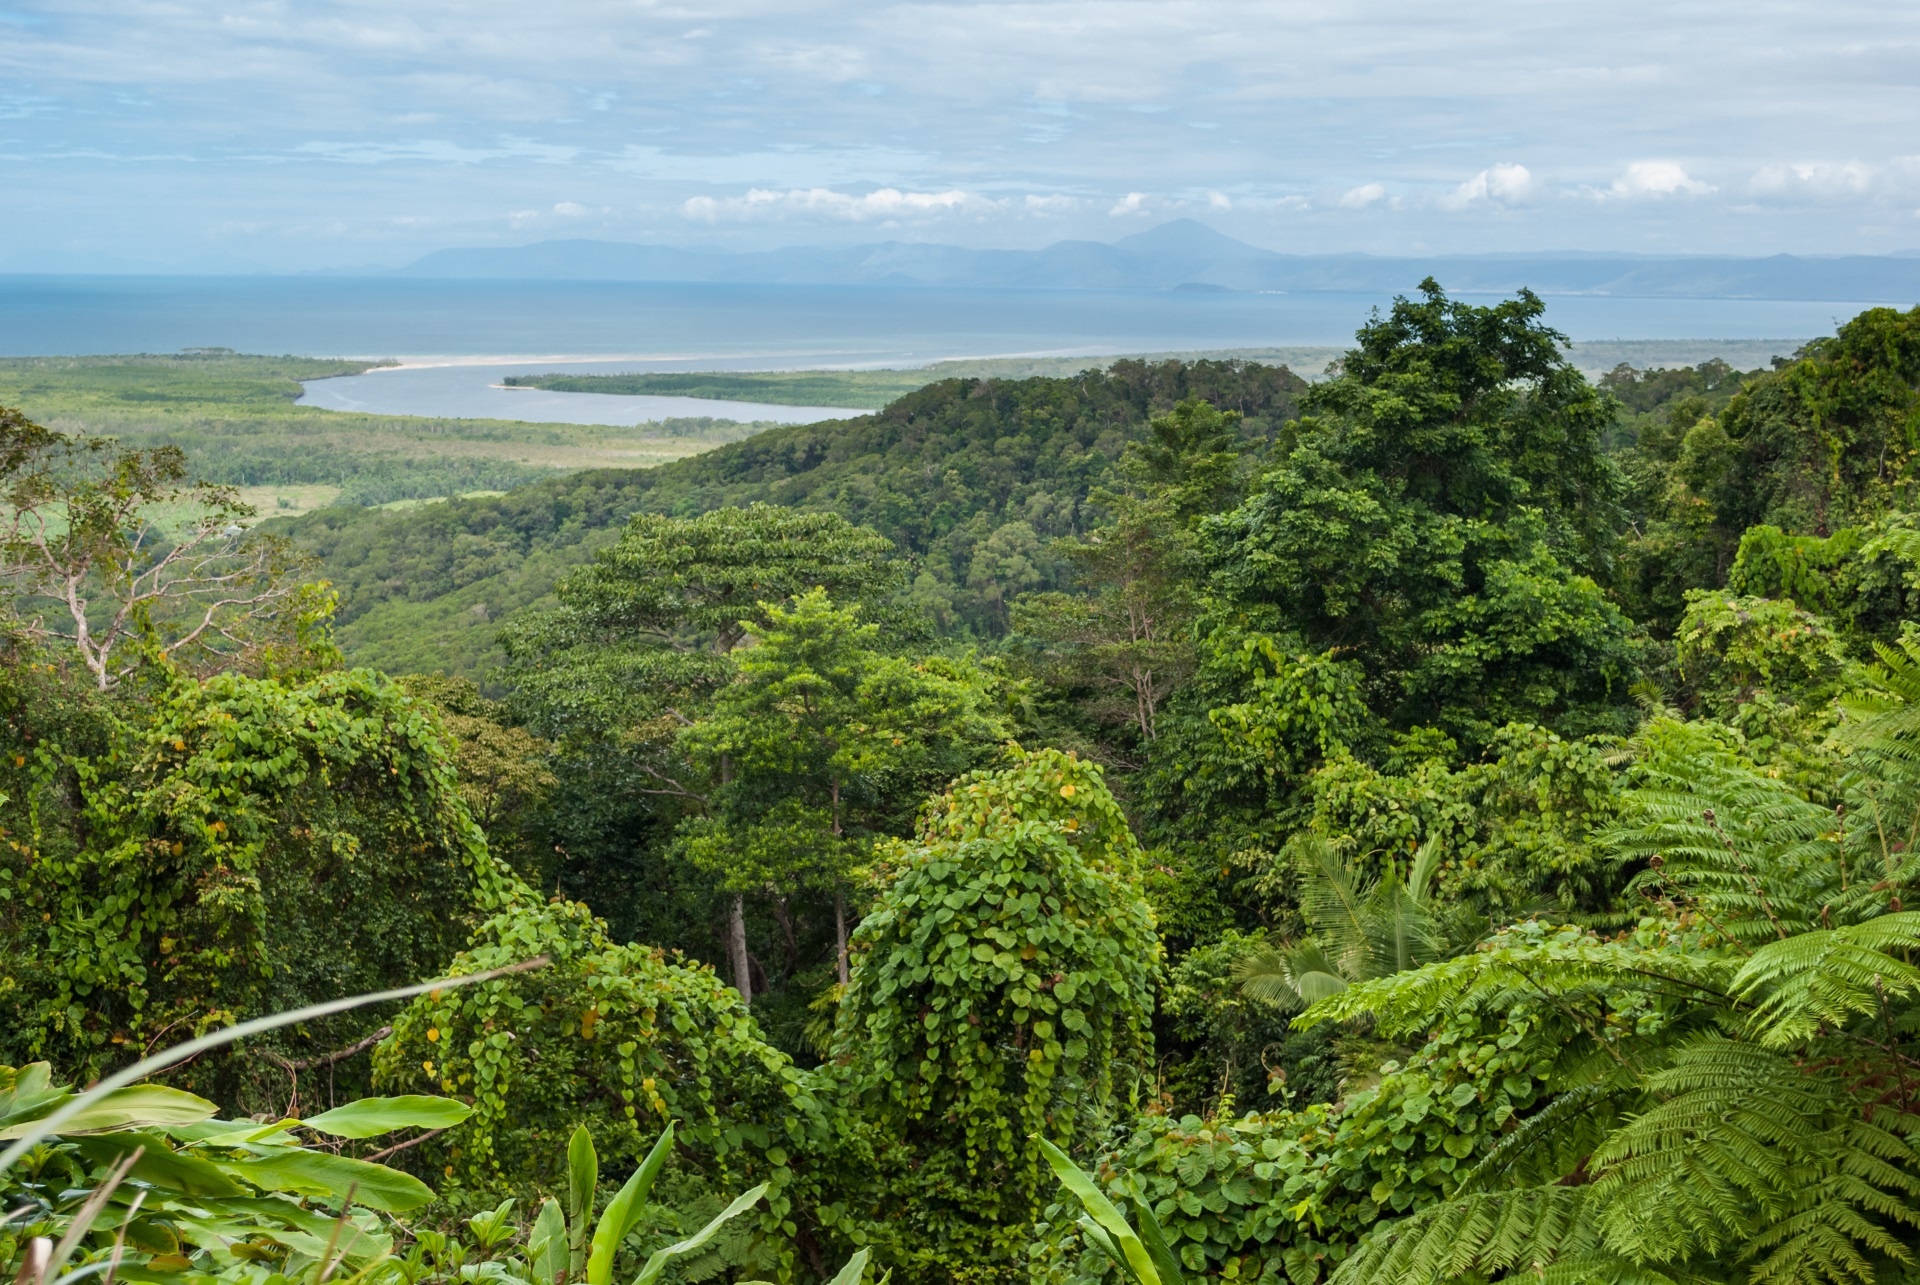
[1112,219,1272,259]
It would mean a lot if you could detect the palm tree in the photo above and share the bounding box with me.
[1232,836,1480,1012]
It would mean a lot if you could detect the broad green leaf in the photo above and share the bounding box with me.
[10,1063,53,1097]
[300,1095,473,1139]
[1038,1137,1159,1285]
[630,1183,768,1285]
[529,1197,568,1285]
[567,1124,597,1282]
[825,1247,870,1285]
[219,1150,436,1212]
[587,1122,676,1285]
[74,1132,246,1198]
[199,1196,395,1259]
[0,1084,217,1139]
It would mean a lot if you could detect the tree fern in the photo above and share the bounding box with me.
[1330,1185,1600,1284]
[1731,912,1920,1045]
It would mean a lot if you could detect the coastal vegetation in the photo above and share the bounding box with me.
[7,283,1920,1285]
[0,352,778,511]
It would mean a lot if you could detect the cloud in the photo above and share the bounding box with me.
[552,201,587,216]
[1208,190,1232,209]
[8,0,1920,264]
[1440,164,1534,210]
[1609,160,1713,198]
[1023,194,1076,214]
[682,186,992,223]
[1339,182,1386,209]
[1749,161,1875,199]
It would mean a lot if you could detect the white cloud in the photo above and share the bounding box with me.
[1109,191,1149,216]
[1749,161,1875,198]
[1023,193,1076,214]
[1440,163,1534,209]
[1339,182,1385,209]
[1609,160,1713,198]
[1207,190,1232,209]
[552,200,587,216]
[682,186,991,223]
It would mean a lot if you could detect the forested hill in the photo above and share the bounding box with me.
[286,357,1307,675]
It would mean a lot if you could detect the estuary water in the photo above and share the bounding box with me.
[298,360,869,426]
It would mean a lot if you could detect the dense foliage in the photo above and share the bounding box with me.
[11,290,1920,1285]
[280,358,1307,669]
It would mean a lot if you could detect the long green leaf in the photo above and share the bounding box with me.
[567,1125,598,1282]
[586,1123,677,1285]
[0,1085,218,1140]
[1037,1137,1160,1285]
[73,1132,245,1198]
[0,955,548,1176]
[630,1183,768,1285]
[1077,1216,1133,1282]
[300,1096,474,1139]
[1128,1192,1187,1285]
[218,1150,436,1212]
[529,1197,568,1285]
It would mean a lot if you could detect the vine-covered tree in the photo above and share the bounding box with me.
[833,747,1160,1276]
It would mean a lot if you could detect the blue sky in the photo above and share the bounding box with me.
[3,0,1918,271]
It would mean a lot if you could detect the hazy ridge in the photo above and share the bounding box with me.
[398,218,1920,301]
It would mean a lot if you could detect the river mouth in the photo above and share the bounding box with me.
[298,357,872,426]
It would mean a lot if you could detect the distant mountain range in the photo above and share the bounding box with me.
[395,219,1920,301]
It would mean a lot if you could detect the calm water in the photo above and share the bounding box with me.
[299,360,869,425]
[0,275,1872,361]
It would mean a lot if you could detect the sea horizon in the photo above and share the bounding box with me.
[0,273,1877,363]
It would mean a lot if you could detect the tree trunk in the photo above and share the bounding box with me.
[835,889,850,987]
[831,777,850,985]
[727,894,752,1005]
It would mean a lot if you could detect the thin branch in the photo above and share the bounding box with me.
[259,1027,394,1073]
[361,1128,450,1164]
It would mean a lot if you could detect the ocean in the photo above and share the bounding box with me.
[0,275,1871,362]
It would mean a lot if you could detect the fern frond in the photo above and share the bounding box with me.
[1592,1036,1920,1280]
[1298,926,1734,1036]
[1328,1186,1598,1285]
[1731,911,1920,1045]
[1744,1179,1913,1285]
[1533,1257,1696,1285]
[1605,724,1841,938]
[1457,1082,1634,1193]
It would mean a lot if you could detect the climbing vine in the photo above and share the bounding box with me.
[833,746,1160,1276]
[375,896,867,1278]
[0,663,513,1105]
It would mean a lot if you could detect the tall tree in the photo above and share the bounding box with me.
[0,407,312,689]
[1205,281,1638,744]
[504,505,904,1003]
[679,589,1008,985]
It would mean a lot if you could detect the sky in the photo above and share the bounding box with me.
[3,0,1919,272]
